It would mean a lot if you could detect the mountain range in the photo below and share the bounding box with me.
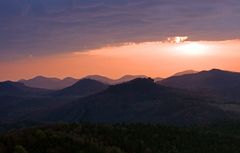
[85,74,148,85]
[54,79,108,97]
[172,70,198,77]
[160,69,240,101]
[19,75,149,90]
[45,78,231,125]
[0,81,51,97]
[18,70,197,90]
[19,76,78,90]
[0,69,240,125]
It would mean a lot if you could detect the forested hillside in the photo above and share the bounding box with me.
[1,123,240,153]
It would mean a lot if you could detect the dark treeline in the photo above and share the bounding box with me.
[1,123,240,153]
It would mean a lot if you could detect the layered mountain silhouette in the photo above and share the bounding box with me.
[172,70,198,77]
[1,69,240,125]
[19,76,78,90]
[19,75,147,89]
[0,81,51,97]
[85,75,147,84]
[160,69,240,101]
[54,79,108,97]
[84,75,114,84]
[45,78,231,125]
[115,75,148,84]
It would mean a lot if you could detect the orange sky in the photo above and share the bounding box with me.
[1,38,240,81]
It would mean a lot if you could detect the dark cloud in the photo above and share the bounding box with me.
[0,0,239,60]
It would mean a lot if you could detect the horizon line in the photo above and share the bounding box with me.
[1,68,239,82]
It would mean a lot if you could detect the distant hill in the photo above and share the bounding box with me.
[115,75,147,84]
[160,69,240,100]
[46,78,231,125]
[85,75,147,84]
[172,70,198,77]
[2,71,240,125]
[54,79,108,97]
[19,76,78,90]
[0,81,51,97]
[20,75,151,88]
[85,75,114,84]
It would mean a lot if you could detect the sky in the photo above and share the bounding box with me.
[0,0,240,81]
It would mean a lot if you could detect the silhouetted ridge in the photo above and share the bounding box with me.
[107,78,157,93]
[160,69,240,100]
[34,75,59,81]
[85,75,113,84]
[0,81,25,89]
[115,75,147,84]
[0,81,50,96]
[19,76,78,90]
[172,70,198,77]
[85,74,147,85]
[70,78,106,88]
[124,77,154,85]
[44,76,233,125]
[62,77,77,81]
[55,78,108,97]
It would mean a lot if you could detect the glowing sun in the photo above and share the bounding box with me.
[176,42,209,56]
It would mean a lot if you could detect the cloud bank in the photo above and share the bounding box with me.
[0,0,239,60]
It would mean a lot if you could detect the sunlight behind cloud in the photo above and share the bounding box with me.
[174,42,210,56]
[1,39,240,81]
[73,39,240,59]
[167,36,189,44]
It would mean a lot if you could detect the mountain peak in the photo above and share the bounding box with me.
[160,68,240,100]
[32,76,60,81]
[126,78,154,85]
[55,78,108,97]
[210,68,221,71]
[199,69,239,76]
[62,77,78,81]
[33,75,47,79]
[108,78,156,93]
[85,74,148,85]
[208,68,232,74]
[19,76,78,90]
[85,75,113,84]
[119,75,147,79]
[173,70,198,77]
